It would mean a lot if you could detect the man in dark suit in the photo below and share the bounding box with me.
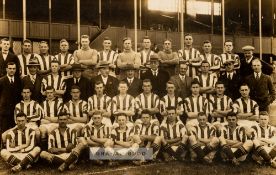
[122,64,142,97]
[0,62,22,139]
[94,61,119,98]
[0,38,20,78]
[170,61,192,100]
[240,45,273,80]
[219,59,242,101]
[140,54,170,98]
[245,59,276,111]
[64,64,93,103]
[21,58,44,103]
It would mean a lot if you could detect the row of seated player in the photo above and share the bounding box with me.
[1,108,276,173]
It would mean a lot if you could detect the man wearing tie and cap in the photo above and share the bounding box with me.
[0,62,22,140]
[122,64,142,98]
[21,58,44,103]
[64,64,93,103]
[140,54,170,98]
[245,59,276,111]
[240,45,273,79]
[219,59,242,101]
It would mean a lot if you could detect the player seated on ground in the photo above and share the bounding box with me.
[160,81,184,125]
[110,113,141,165]
[88,81,112,127]
[189,112,219,164]
[133,109,162,164]
[112,81,135,128]
[209,81,233,130]
[63,85,88,137]
[81,111,114,165]
[219,112,253,166]
[0,112,41,173]
[159,107,188,161]
[40,111,86,172]
[135,79,160,125]
[2,86,43,147]
[39,86,64,150]
[251,112,276,168]
[232,83,259,136]
[184,79,209,131]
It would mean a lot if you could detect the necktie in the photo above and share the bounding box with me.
[76,78,79,85]
[129,79,132,85]
[31,75,35,84]
[181,76,185,82]
[227,73,231,80]
[10,78,14,85]
[256,73,260,80]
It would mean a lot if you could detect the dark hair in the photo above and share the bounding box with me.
[57,111,69,118]
[119,81,128,86]
[50,60,60,65]
[6,62,16,67]
[141,109,151,116]
[1,38,9,42]
[142,79,152,85]
[123,37,132,42]
[240,83,249,89]
[184,33,193,38]
[71,85,80,91]
[226,111,237,118]
[103,36,111,41]
[16,112,27,118]
[39,41,48,46]
[191,79,200,86]
[22,86,32,91]
[215,81,225,87]
[23,39,32,44]
[142,36,150,41]
[81,35,90,39]
[45,86,55,91]
[203,40,211,44]
[201,60,210,66]
[163,38,172,43]
[224,39,233,45]
[60,39,68,44]
[93,111,102,116]
[198,112,207,118]
[166,106,176,111]
[115,112,128,118]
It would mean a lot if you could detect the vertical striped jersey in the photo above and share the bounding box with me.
[41,74,66,92]
[87,94,112,112]
[111,126,134,142]
[184,95,209,113]
[6,126,36,152]
[63,100,88,118]
[221,125,247,142]
[191,123,216,139]
[134,123,159,136]
[135,93,160,110]
[232,98,259,115]
[178,48,201,77]
[14,100,44,123]
[220,53,240,71]
[160,95,184,114]
[160,121,187,139]
[251,124,276,140]
[83,123,111,139]
[111,94,135,114]
[38,54,55,71]
[18,53,42,76]
[41,98,63,118]
[139,50,155,65]
[209,94,233,123]
[97,50,118,65]
[200,54,221,71]
[54,53,74,77]
[48,127,75,149]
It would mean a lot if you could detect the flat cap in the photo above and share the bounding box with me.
[149,54,160,62]
[96,61,110,69]
[242,45,255,51]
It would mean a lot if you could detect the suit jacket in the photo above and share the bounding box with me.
[219,72,242,101]
[94,75,119,98]
[245,73,276,110]
[170,74,192,100]
[140,69,170,98]
[21,74,44,103]
[240,56,273,80]
[64,76,93,102]
[0,51,20,77]
[0,76,22,115]
[123,77,142,98]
